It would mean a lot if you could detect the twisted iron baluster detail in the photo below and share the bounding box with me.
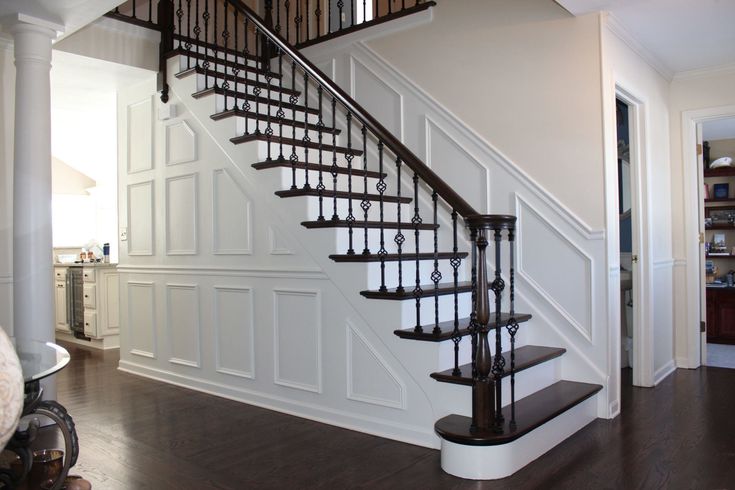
[289,61,298,188]
[361,125,371,255]
[316,85,325,221]
[394,157,405,293]
[412,172,423,332]
[377,141,387,292]
[431,191,442,336]
[469,227,478,378]
[506,228,517,429]
[277,47,285,162]
[345,112,356,255]
[302,72,311,189]
[491,228,505,434]
[231,10,238,110]
[241,17,251,134]
[193,0,201,70]
[330,97,339,221]
[450,210,462,375]
[202,1,210,88]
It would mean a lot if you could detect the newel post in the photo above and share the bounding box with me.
[158,0,176,103]
[260,0,274,71]
[470,225,493,432]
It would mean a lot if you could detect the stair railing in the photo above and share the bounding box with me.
[108,0,520,434]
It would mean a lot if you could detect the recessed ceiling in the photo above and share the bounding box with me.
[555,0,735,75]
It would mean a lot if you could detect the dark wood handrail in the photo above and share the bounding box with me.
[225,0,478,219]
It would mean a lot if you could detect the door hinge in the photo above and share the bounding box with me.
[701,321,706,333]
[632,255,639,263]
[699,232,705,244]
[697,143,703,156]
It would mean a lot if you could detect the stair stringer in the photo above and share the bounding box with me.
[301,40,613,418]
[166,55,570,443]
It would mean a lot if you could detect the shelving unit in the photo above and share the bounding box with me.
[704,141,735,344]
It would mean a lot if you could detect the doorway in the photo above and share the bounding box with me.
[700,116,735,368]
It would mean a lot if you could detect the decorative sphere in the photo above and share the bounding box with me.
[0,328,23,450]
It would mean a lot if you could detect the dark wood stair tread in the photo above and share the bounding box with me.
[232,134,364,155]
[177,66,299,97]
[394,313,532,341]
[277,188,410,204]
[168,48,280,78]
[173,33,261,64]
[330,252,467,263]
[193,87,319,115]
[434,380,602,446]
[213,109,338,134]
[430,345,564,383]
[252,160,384,179]
[362,281,478,300]
[302,220,437,231]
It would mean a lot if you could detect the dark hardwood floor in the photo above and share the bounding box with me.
[50,342,735,489]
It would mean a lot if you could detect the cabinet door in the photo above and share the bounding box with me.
[55,281,70,332]
[716,291,735,343]
[83,310,97,338]
[83,284,97,309]
[706,289,718,341]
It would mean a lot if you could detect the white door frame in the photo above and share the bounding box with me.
[681,104,735,368]
[612,86,654,387]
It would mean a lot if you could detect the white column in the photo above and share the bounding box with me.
[9,20,56,346]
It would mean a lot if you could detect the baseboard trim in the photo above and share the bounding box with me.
[654,360,676,385]
[118,360,438,449]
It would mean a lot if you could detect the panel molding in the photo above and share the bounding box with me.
[126,180,155,256]
[213,285,255,379]
[349,55,404,141]
[346,322,405,409]
[212,168,253,255]
[127,281,156,359]
[165,283,201,368]
[165,120,198,166]
[165,172,198,255]
[117,264,326,278]
[126,96,153,174]
[515,193,594,342]
[268,226,294,255]
[273,288,322,393]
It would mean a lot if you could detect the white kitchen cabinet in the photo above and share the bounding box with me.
[54,278,70,333]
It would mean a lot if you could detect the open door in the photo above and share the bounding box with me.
[697,122,707,365]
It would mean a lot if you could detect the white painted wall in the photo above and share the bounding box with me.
[670,67,735,367]
[0,40,14,335]
[365,0,606,229]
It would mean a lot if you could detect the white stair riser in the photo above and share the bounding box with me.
[178,56,275,85]
[193,74,297,103]
[237,120,339,145]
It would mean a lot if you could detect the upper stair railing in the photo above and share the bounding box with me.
[109,0,522,436]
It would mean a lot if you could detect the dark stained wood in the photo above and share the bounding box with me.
[329,252,467,262]
[193,86,319,115]
[252,160,383,179]
[53,343,735,488]
[212,109,337,134]
[172,33,261,64]
[430,345,565,384]
[361,280,480,300]
[165,48,281,79]
[276,188,410,204]
[393,313,532,342]
[104,11,159,30]
[176,66,300,97]
[435,381,602,446]
[301,219,437,231]
[231,134,362,154]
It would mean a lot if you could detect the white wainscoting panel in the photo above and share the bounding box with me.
[165,120,197,165]
[315,58,336,81]
[350,56,403,140]
[424,116,489,213]
[273,289,322,393]
[127,97,153,173]
[268,226,294,255]
[166,283,201,367]
[346,322,405,409]
[516,195,593,341]
[128,281,156,358]
[105,273,120,332]
[127,180,155,256]
[166,173,198,255]
[212,169,252,255]
[214,286,255,379]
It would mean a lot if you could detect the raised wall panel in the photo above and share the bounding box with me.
[166,284,201,367]
[105,274,120,332]
[347,323,405,409]
[127,97,153,173]
[516,196,593,341]
[165,121,197,165]
[166,173,198,255]
[214,286,255,378]
[316,58,336,81]
[268,226,293,255]
[350,56,403,139]
[127,181,154,255]
[273,289,321,393]
[128,281,156,358]
[212,169,252,255]
[425,117,489,213]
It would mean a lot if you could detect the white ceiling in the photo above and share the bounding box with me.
[703,118,735,141]
[0,0,124,40]
[555,0,735,75]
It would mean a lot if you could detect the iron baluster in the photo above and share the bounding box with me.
[506,228,518,430]
[329,0,333,33]
[176,0,183,43]
[363,0,367,25]
[431,191,442,335]
[402,0,406,11]
[302,72,311,189]
[450,210,462,375]
[295,0,301,44]
[132,0,137,19]
[377,141,387,292]
[185,0,192,68]
[412,172,422,332]
[149,0,153,21]
[202,0,210,89]
[491,227,506,434]
[330,97,339,221]
[265,38,274,161]
[194,0,201,70]
[242,17,251,135]
[221,4,231,109]
[284,0,290,43]
[388,0,392,15]
[277,46,285,162]
[469,227,478,377]
[305,0,310,41]
[315,0,322,39]
[345,112,356,255]
[232,10,238,111]
[253,29,262,135]
[361,125,371,255]
[213,0,218,88]
[289,60,298,188]
[316,85,325,221]
[351,0,356,26]
[275,0,281,34]
[394,157,404,293]
[338,0,344,30]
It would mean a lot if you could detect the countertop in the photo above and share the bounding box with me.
[54,263,118,268]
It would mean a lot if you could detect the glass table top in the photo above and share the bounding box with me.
[11,338,70,383]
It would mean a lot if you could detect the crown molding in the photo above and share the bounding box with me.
[673,61,735,81]
[604,12,674,82]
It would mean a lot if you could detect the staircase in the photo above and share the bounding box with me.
[110,0,602,480]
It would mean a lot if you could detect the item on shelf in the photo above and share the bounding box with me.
[706,260,715,273]
[713,183,730,199]
[710,156,734,169]
[713,233,727,249]
[704,141,711,166]
[704,183,710,199]
[705,217,713,228]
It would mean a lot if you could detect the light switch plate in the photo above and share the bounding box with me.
[120,228,128,241]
